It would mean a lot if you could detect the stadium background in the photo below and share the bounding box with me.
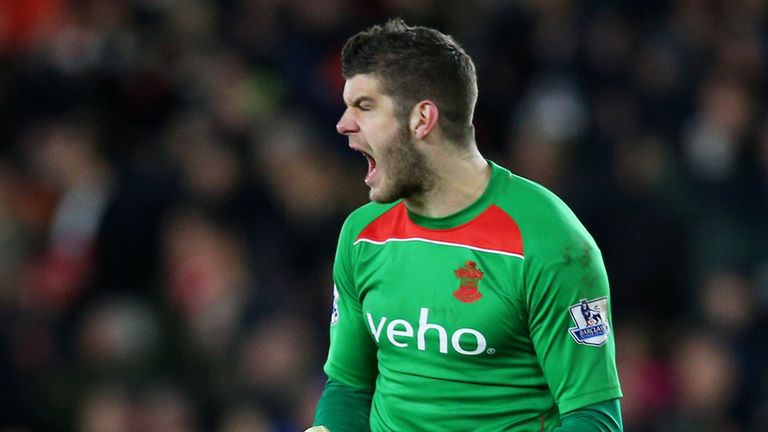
[0,0,767,431]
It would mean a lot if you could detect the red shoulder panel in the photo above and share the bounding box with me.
[356,202,523,257]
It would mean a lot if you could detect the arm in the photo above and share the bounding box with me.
[309,217,378,430]
[554,398,623,431]
[311,379,374,432]
[523,201,623,417]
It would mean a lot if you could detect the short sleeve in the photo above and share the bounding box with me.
[523,209,622,414]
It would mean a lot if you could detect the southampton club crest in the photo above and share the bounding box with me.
[568,297,610,346]
[453,261,484,303]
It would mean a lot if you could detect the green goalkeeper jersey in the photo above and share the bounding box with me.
[324,161,622,431]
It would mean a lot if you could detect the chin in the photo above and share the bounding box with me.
[369,188,400,204]
[369,192,388,204]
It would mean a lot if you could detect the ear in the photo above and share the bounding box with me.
[409,100,439,140]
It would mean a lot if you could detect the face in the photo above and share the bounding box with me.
[337,74,434,203]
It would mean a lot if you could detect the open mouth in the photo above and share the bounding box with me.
[358,149,377,184]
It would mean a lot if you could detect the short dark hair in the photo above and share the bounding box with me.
[341,18,478,145]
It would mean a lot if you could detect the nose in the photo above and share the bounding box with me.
[336,109,358,135]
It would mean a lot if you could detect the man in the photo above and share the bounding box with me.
[307,19,623,431]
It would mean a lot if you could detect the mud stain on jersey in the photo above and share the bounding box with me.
[562,239,592,268]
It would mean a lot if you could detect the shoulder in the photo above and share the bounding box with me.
[491,165,594,255]
[495,168,580,229]
[339,200,401,241]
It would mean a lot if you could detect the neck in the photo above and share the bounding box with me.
[404,148,490,218]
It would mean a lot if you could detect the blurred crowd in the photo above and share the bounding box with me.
[0,0,767,431]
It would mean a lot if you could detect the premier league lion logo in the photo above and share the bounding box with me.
[580,299,603,326]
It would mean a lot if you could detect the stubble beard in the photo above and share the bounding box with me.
[370,124,435,204]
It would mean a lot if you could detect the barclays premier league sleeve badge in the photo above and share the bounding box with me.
[331,284,340,326]
[568,297,610,346]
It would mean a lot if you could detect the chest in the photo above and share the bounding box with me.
[355,241,529,357]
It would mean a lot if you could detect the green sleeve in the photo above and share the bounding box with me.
[522,196,622,413]
[313,378,373,432]
[554,398,623,431]
[323,217,379,388]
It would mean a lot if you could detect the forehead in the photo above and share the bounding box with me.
[343,74,386,103]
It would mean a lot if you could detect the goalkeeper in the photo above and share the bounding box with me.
[307,19,623,431]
